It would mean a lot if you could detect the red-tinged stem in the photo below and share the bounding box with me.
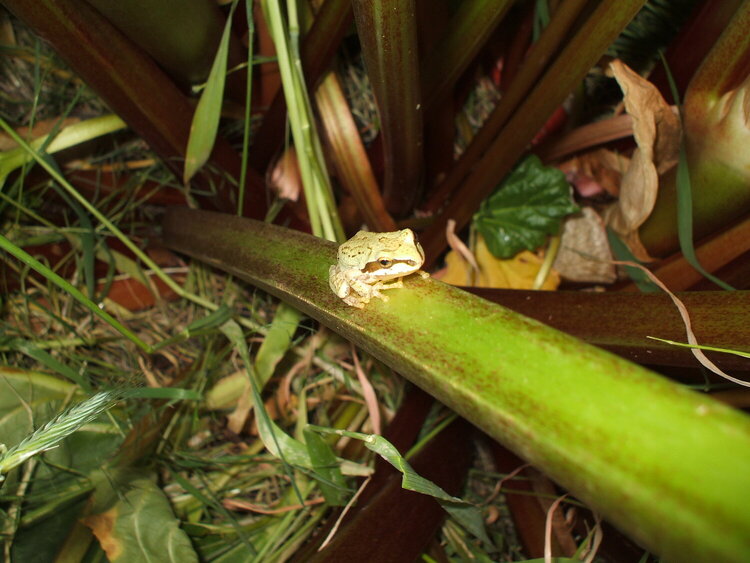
[420,0,513,113]
[649,0,744,100]
[463,288,750,371]
[352,0,423,217]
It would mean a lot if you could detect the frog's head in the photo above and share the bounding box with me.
[360,229,425,280]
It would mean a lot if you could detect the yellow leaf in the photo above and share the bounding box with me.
[438,235,560,289]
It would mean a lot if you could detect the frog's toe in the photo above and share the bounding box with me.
[343,295,366,308]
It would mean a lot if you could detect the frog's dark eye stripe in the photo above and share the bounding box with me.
[363,258,416,272]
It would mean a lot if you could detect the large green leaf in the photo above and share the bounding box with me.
[85,470,198,562]
[474,155,578,258]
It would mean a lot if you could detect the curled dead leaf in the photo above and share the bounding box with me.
[559,148,629,198]
[268,146,302,201]
[604,60,682,260]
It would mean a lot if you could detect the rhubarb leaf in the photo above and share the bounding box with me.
[474,155,578,259]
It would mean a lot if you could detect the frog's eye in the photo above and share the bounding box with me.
[378,259,393,268]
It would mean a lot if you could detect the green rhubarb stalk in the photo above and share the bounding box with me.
[163,207,750,563]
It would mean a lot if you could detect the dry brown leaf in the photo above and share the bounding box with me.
[544,493,572,563]
[268,146,302,201]
[553,207,616,283]
[351,344,381,435]
[558,148,629,197]
[604,60,681,259]
[226,379,252,434]
[82,509,121,560]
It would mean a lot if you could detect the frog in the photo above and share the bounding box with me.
[329,229,429,309]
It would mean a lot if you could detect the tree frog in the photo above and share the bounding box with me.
[329,229,429,308]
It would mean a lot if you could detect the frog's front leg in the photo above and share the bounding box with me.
[346,277,377,305]
[329,265,350,299]
[366,278,410,303]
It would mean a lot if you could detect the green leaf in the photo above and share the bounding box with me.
[86,471,198,562]
[255,302,301,386]
[183,1,237,184]
[219,320,311,468]
[473,154,579,258]
[11,339,91,389]
[307,425,491,544]
[303,427,348,506]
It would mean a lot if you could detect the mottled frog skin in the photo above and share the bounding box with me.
[329,229,429,308]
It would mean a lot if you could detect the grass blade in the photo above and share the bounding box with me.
[674,144,734,290]
[260,0,343,241]
[11,339,90,390]
[184,1,237,184]
[0,233,152,353]
[660,52,735,290]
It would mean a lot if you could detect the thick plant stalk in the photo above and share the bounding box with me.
[420,0,513,112]
[640,1,750,256]
[466,288,750,370]
[163,207,750,562]
[352,0,423,216]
